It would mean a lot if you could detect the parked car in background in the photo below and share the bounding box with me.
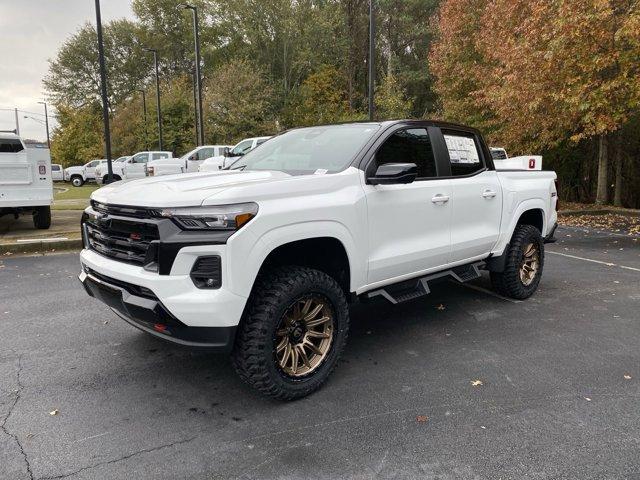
[122,151,173,180]
[64,159,105,187]
[490,147,542,171]
[0,132,52,229]
[79,120,558,400]
[146,145,231,177]
[198,136,270,172]
[51,163,64,181]
[94,156,131,185]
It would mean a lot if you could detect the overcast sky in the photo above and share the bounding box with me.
[0,0,134,141]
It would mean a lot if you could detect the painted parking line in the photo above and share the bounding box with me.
[456,282,522,304]
[547,250,640,273]
[16,237,69,243]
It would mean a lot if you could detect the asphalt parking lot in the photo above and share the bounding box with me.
[1,226,639,480]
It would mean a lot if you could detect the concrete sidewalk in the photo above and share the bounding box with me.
[0,209,83,254]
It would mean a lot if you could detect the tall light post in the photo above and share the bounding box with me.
[145,48,163,150]
[137,89,148,150]
[368,0,375,121]
[94,0,113,183]
[179,3,204,145]
[37,101,50,148]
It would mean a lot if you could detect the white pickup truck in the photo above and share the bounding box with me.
[78,121,558,400]
[199,137,270,172]
[145,145,232,177]
[94,156,131,185]
[0,132,52,229]
[64,159,105,187]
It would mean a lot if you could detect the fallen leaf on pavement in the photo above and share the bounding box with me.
[49,409,59,416]
[624,374,632,380]
[416,415,428,423]
[436,304,445,311]
[584,397,591,402]
[471,380,483,386]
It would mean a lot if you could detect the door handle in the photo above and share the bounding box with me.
[431,194,450,204]
[482,189,497,199]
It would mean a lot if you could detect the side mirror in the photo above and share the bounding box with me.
[188,154,197,160]
[368,163,418,185]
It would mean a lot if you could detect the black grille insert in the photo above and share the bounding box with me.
[85,214,159,267]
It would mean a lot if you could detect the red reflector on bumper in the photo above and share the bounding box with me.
[154,323,167,333]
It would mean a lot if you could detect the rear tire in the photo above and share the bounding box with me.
[71,176,84,187]
[490,224,544,299]
[33,206,51,229]
[232,266,349,400]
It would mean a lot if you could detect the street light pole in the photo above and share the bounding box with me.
[94,0,113,183]
[192,69,199,146]
[179,4,205,145]
[145,48,163,150]
[38,101,50,148]
[137,89,148,150]
[368,0,375,121]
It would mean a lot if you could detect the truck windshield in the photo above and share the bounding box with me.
[227,124,380,175]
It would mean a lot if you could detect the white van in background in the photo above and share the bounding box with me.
[0,132,53,229]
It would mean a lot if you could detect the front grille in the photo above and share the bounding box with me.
[91,200,159,219]
[85,214,159,266]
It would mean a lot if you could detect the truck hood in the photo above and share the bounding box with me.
[91,170,293,207]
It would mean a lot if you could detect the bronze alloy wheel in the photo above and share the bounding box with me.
[519,243,540,286]
[275,295,335,378]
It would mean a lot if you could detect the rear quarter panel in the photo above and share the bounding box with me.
[493,170,557,255]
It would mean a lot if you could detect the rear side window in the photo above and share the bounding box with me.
[52,165,60,171]
[443,132,484,176]
[374,128,437,179]
[152,153,169,160]
[0,139,24,153]
[133,153,149,163]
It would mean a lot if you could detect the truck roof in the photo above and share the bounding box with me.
[0,131,21,140]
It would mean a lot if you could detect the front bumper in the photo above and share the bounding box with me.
[79,247,248,328]
[79,267,238,351]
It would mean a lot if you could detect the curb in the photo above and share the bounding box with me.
[0,238,83,256]
[559,209,640,217]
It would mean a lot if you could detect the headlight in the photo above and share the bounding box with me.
[159,202,258,231]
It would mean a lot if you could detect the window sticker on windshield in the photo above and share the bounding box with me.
[444,135,479,164]
[314,169,328,175]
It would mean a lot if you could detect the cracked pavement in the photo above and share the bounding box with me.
[0,225,639,479]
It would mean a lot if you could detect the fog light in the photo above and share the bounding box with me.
[190,256,221,289]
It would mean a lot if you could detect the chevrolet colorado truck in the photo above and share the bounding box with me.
[78,120,558,400]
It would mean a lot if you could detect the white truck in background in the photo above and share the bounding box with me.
[64,159,105,187]
[0,132,52,229]
[94,156,131,185]
[490,147,542,171]
[122,151,173,180]
[145,145,232,177]
[199,137,271,172]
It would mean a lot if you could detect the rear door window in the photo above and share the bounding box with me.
[133,153,149,163]
[443,131,485,176]
[152,153,169,160]
[0,139,25,153]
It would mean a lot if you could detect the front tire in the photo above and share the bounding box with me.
[490,224,544,299]
[71,176,84,187]
[33,206,51,229]
[232,266,349,400]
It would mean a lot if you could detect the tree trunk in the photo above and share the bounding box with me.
[595,134,608,205]
[613,144,623,207]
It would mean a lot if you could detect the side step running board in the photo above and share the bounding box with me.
[364,262,483,305]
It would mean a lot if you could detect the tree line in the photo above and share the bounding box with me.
[45,0,640,207]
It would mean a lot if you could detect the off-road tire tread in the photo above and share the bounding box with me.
[490,224,544,299]
[232,266,349,400]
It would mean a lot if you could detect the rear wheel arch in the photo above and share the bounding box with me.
[516,208,544,234]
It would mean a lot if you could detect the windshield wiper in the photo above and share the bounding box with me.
[227,164,247,171]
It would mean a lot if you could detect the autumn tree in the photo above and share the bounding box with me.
[431,0,640,205]
[50,104,103,167]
